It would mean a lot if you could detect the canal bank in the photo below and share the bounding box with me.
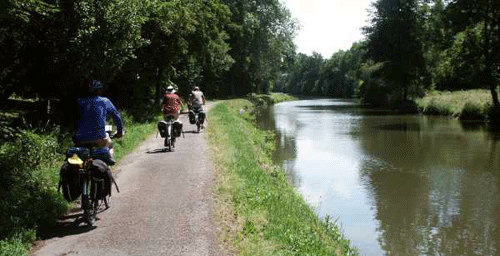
[206,98,357,255]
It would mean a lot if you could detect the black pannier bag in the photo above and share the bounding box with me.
[89,159,119,200]
[59,162,82,202]
[158,121,168,137]
[173,121,182,137]
[188,110,196,124]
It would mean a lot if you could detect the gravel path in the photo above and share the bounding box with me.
[32,105,228,256]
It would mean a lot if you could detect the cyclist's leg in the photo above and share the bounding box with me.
[198,111,206,125]
[173,120,182,137]
[195,106,206,127]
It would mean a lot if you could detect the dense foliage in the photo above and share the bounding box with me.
[275,42,365,99]
[0,0,297,126]
[221,0,297,96]
[0,132,68,243]
[276,0,499,111]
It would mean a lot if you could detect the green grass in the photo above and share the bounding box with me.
[246,93,298,108]
[268,93,299,103]
[207,99,356,255]
[112,112,159,162]
[416,89,494,120]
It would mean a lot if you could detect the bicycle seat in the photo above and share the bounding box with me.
[164,115,176,121]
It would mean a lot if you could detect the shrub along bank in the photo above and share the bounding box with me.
[0,112,158,256]
[206,98,357,255]
[416,89,500,123]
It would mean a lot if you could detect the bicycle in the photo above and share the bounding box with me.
[60,130,119,226]
[83,158,117,226]
[188,108,206,133]
[158,115,182,152]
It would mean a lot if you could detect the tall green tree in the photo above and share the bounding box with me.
[323,42,366,98]
[222,0,297,96]
[119,0,233,106]
[276,41,366,98]
[179,0,234,98]
[419,0,451,89]
[0,0,146,101]
[363,0,425,106]
[445,0,500,107]
[0,0,58,101]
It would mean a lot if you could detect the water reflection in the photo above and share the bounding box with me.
[263,99,500,256]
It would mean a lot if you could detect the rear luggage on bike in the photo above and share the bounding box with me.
[188,110,196,124]
[89,159,118,200]
[59,162,82,202]
[90,147,115,165]
[173,121,182,137]
[66,147,90,161]
[158,121,168,137]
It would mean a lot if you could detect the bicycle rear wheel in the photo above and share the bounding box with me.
[165,137,172,152]
[82,194,94,226]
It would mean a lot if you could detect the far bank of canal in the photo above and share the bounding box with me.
[258,98,500,256]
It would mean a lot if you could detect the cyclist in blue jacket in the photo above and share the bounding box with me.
[73,80,124,161]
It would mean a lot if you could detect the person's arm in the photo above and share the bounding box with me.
[160,95,168,113]
[187,93,193,109]
[160,95,165,108]
[177,96,183,110]
[105,99,124,137]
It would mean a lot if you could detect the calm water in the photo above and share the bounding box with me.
[259,99,500,256]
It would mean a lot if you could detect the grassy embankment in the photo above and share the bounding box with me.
[416,89,499,122]
[0,110,159,256]
[206,94,358,255]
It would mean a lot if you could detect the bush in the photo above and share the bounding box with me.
[0,132,67,241]
[422,99,453,116]
[0,229,36,256]
[459,101,486,121]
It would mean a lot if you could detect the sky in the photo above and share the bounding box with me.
[282,0,374,58]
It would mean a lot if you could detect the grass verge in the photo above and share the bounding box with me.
[415,89,495,121]
[206,98,357,255]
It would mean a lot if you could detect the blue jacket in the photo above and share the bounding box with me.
[73,96,123,142]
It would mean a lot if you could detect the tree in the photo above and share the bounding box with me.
[118,0,233,107]
[0,0,58,101]
[180,0,234,98]
[446,0,500,107]
[419,0,451,90]
[323,42,366,98]
[363,0,425,106]
[221,0,297,96]
[432,25,485,90]
[0,0,146,102]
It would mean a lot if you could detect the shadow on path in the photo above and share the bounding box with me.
[146,148,171,154]
[38,210,97,240]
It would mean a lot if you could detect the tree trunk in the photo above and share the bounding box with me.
[156,67,161,106]
[483,6,500,107]
[489,83,499,107]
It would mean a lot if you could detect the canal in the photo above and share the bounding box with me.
[258,98,500,256]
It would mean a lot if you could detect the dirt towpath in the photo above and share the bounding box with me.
[33,105,229,256]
